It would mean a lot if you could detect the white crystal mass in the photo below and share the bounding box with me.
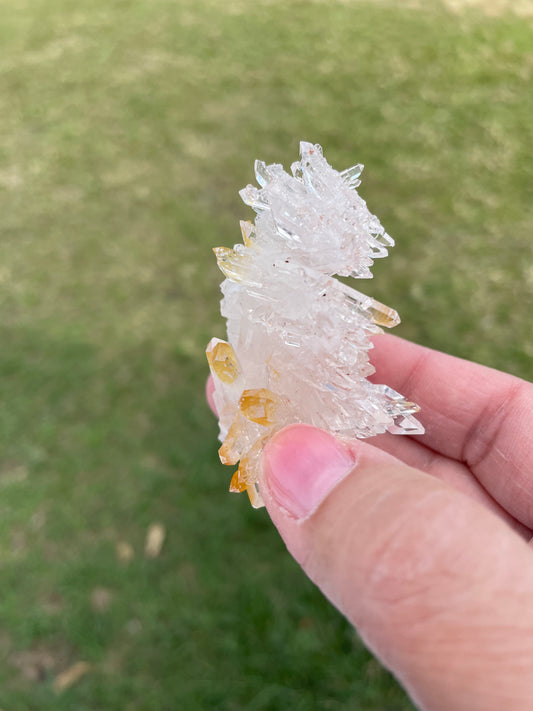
[207,141,423,508]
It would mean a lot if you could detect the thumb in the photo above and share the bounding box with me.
[261,424,533,711]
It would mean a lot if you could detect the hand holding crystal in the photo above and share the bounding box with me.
[206,143,533,709]
[207,334,533,711]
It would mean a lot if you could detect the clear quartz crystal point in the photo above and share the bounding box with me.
[340,164,364,188]
[207,142,424,507]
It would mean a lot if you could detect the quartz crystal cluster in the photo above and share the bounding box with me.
[207,142,423,509]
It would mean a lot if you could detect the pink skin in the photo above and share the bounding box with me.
[262,426,356,520]
[206,376,216,415]
[206,334,533,711]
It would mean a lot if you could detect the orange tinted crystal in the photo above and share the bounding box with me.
[206,340,241,384]
[368,301,400,328]
[229,468,247,493]
[239,388,278,426]
[219,419,243,465]
[213,246,247,282]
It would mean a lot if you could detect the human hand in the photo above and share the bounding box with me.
[207,334,533,711]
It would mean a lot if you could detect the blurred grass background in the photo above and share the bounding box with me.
[0,0,532,708]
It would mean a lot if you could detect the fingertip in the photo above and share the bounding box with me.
[260,426,402,565]
[262,424,357,520]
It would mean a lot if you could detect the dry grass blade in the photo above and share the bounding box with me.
[53,661,91,693]
[145,523,166,558]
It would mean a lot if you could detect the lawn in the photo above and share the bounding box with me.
[0,0,531,709]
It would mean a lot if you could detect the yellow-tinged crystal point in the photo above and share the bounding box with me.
[401,401,421,414]
[239,388,279,426]
[213,246,248,282]
[368,300,400,328]
[219,418,244,465]
[246,482,264,508]
[228,432,269,493]
[239,220,255,247]
[206,340,241,384]
[229,468,248,493]
[219,410,265,466]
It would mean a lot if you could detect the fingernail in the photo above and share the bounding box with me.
[262,424,356,520]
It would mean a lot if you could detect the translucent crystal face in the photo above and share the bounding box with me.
[240,141,394,279]
[207,141,424,508]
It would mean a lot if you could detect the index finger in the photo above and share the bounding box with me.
[369,334,533,528]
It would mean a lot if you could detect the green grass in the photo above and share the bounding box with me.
[0,0,531,708]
